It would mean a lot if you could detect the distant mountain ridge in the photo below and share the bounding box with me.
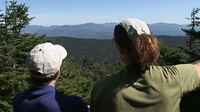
[22,22,200,39]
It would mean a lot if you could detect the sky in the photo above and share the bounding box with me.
[0,0,200,26]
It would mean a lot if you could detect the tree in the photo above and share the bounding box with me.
[179,7,200,112]
[56,59,93,104]
[180,7,200,62]
[157,41,188,66]
[0,0,47,111]
[81,56,123,82]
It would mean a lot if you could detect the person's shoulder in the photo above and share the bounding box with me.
[55,91,89,111]
[12,91,26,108]
[13,92,24,99]
[66,95,89,112]
[92,69,126,94]
[95,71,121,87]
[68,95,86,102]
[13,90,27,101]
[56,91,86,103]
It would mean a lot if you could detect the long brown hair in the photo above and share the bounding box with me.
[114,25,160,73]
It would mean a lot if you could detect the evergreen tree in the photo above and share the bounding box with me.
[0,0,47,111]
[57,59,93,104]
[180,7,200,62]
[157,41,188,66]
[178,7,200,112]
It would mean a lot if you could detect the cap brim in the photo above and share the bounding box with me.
[55,45,67,60]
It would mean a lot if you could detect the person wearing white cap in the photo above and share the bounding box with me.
[90,18,200,112]
[13,42,89,112]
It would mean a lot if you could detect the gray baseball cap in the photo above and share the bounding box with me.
[27,42,67,79]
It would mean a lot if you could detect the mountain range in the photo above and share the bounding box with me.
[21,22,200,39]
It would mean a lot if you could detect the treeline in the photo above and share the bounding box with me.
[52,36,120,64]
[0,0,200,112]
[51,35,189,64]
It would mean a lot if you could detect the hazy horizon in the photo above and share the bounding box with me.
[0,0,199,26]
[26,21,188,27]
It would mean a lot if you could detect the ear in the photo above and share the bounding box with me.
[54,69,60,79]
[116,43,125,56]
[116,43,130,65]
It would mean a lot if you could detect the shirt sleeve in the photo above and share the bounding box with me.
[173,64,200,95]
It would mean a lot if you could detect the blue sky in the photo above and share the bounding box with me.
[0,0,200,26]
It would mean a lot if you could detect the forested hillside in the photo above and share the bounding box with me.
[50,35,189,64]
[52,36,119,63]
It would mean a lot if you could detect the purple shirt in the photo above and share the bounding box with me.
[13,85,89,112]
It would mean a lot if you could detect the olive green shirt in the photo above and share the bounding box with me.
[90,64,200,112]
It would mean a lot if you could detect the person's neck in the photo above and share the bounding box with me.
[31,80,56,87]
[49,80,56,87]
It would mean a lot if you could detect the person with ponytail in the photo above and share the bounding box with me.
[90,18,200,112]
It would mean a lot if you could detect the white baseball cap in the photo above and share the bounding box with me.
[27,42,67,79]
[118,18,151,41]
